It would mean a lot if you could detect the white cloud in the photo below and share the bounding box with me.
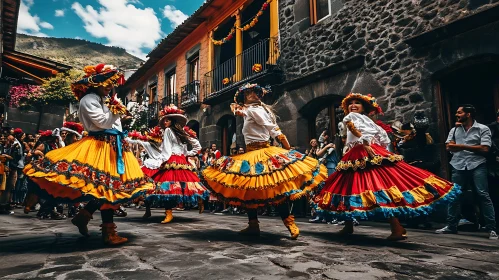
[55,9,65,17]
[163,5,188,28]
[17,0,54,36]
[39,22,54,29]
[72,0,162,59]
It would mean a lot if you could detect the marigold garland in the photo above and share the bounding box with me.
[104,96,127,115]
[252,63,262,72]
[210,0,273,46]
[222,78,230,85]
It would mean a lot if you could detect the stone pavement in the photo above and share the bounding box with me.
[1,209,499,280]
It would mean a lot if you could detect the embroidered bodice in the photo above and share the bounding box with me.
[235,104,282,145]
[79,93,122,132]
[343,112,390,149]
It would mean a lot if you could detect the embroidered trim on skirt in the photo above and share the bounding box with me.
[23,135,154,204]
[313,144,461,220]
[202,146,328,209]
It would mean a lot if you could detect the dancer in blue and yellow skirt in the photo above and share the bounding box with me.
[202,84,328,239]
[313,93,461,240]
[23,64,154,245]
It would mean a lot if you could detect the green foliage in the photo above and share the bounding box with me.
[34,69,85,105]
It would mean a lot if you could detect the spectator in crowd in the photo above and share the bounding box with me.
[436,104,497,240]
[211,143,221,159]
[307,139,319,159]
[487,110,499,225]
[238,147,245,154]
[0,129,25,214]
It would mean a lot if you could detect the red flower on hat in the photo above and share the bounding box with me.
[159,104,185,117]
[13,128,23,135]
[63,122,84,134]
[39,130,53,137]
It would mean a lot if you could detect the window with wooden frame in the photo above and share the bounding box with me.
[149,83,157,104]
[310,0,331,25]
[165,70,176,97]
[188,54,200,83]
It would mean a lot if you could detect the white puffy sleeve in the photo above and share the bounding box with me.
[374,125,391,148]
[186,137,201,157]
[160,128,174,162]
[80,94,120,130]
[247,106,282,139]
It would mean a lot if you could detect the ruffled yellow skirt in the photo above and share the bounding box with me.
[202,146,327,208]
[23,136,154,204]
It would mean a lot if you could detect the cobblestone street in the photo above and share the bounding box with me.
[1,209,499,279]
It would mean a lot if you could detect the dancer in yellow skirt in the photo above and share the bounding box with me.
[202,83,328,239]
[24,64,154,245]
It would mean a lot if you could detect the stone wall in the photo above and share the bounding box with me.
[6,105,66,134]
[278,0,499,124]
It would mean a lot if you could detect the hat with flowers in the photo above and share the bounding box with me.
[71,64,125,100]
[234,83,271,104]
[159,104,188,126]
[341,93,383,115]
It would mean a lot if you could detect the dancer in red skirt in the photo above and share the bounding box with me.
[313,93,461,240]
[142,105,209,223]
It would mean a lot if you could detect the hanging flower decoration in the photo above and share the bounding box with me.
[222,78,231,85]
[252,64,263,73]
[210,0,273,45]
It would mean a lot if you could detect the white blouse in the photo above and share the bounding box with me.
[147,128,201,166]
[235,105,282,145]
[343,112,391,148]
[78,93,122,132]
[126,138,163,170]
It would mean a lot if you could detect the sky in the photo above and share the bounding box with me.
[17,0,207,60]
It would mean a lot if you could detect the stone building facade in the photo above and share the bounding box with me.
[273,0,499,177]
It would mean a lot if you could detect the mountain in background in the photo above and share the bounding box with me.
[15,34,144,69]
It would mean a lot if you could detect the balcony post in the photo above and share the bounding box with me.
[269,0,279,65]
[208,31,214,96]
[235,9,243,82]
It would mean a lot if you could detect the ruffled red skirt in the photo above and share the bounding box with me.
[313,144,460,220]
[146,155,208,207]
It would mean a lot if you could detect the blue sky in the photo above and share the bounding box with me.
[17,0,207,60]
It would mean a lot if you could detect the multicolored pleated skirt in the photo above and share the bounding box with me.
[146,155,209,208]
[23,134,154,205]
[202,145,328,209]
[313,143,461,220]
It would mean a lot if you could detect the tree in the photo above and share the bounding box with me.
[36,69,85,105]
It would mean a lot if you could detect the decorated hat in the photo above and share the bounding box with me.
[183,126,197,138]
[234,83,271,104]
[13,128,24,136]
[159,104,187,126]
[38,130,55,140]
[145,126,163,143]
[341,93,383,115]
[61,122,84,139]
[71,64,125,100]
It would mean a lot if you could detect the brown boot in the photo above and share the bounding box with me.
[283,215,300,240]
[387,217,407,241]
[71,209,92,237]
[198,199,204,214]
[239,219,260,236]
[338,220,354,235]
[161,209,173,224]
[100,223,128,246]
[142,205,151,219]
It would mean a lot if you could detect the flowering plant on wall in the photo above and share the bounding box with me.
[8,85,43,109]
[125,103,148,132]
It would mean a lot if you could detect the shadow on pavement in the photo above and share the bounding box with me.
[168,229,308,247]
[301,230,424,250]
[0,231,139,254]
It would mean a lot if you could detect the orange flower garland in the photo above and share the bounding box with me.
[252,64,262,73]
[210,0,273,46]
[222,78,230,85]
